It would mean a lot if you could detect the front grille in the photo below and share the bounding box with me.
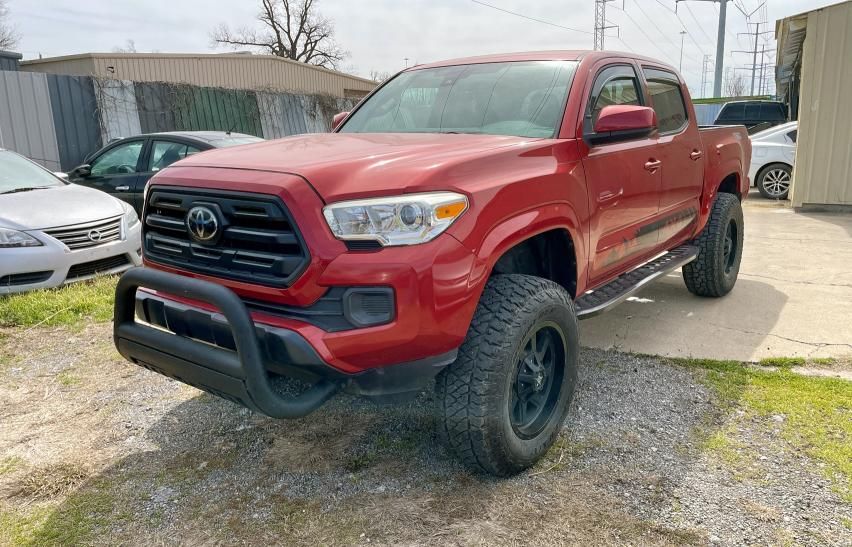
[0,271,53,286]
[67,255,131,279]
[43,216,122,250]
[143,187,309,287]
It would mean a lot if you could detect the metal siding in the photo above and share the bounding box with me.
[258,91,308,138]
[21,54,376,98]
[175,87,263,137]
[0,71,61,170]
[47,74,101,169]
[96,79,142,142]
[135,82,180,133]
[790,2,852,207]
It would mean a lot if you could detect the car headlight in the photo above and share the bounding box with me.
[322,192,468,246]
[122,203,140,228]
[0,227,43,248]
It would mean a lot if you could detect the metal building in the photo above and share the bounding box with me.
[20,52,376,99]
[776,0,852,210]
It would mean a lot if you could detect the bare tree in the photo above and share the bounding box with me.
[0,0,19,50]
[212,0,346,69]
[368,69,392,83]
[724,72,746,97]
[112,39,138,53]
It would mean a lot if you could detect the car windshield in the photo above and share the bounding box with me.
[0,150,64,194]
[340,60,578,138]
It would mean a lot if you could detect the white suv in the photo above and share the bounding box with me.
[0,149,142,294]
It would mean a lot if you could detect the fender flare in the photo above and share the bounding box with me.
[465,202,586,300]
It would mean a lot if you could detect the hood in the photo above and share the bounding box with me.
[0,183,126,231]
[172,132,548,201]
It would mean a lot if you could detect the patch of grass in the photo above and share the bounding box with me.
[55,369,82,387]
[15,463,90,500]
[0,276,118,328]
[759,357,806,368]
[0,507,50,546]
[27,488,116,546]
[676,357,852,501]
[0,456,24,475]
[842,516,852,531]
[811,357,837,366]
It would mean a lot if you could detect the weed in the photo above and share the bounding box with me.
[55,369,81,387]
[0,456,23,475]
[759,357,805,368]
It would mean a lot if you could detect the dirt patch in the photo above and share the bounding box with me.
[1,323,850,546]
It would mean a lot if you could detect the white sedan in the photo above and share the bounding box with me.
[1,149,142,295]
[748,121,797,200]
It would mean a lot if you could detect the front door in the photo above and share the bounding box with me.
[75,139,145,210]
[580,64,663,285]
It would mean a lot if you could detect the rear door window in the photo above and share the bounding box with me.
[787,129,797,143]
[642,68,688,134]
[148,141,201,172]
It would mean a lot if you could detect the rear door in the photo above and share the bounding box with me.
[74,139,145,209]
[579,63,663,285]
[640,67,701,249]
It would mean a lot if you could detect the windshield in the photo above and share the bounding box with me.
[340,60,578,138]
[0,150,64,194]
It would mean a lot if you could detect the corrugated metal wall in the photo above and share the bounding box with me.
[96,79,142,142]
[0,51,21,71]
[22,54,376,98]
[176,87,263,137]
[47,74,101,169]
[0,71,62,170]
[789,2,852,208]
[258,92,309,138]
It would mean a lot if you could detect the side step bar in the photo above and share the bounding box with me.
[575,245,699,319]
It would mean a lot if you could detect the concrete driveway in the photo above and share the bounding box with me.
[580,192,852,361]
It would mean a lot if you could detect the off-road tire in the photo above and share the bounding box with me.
[756,163,792,200]
[682,192,744,297]
[436,274,579,476]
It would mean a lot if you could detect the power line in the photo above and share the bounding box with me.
[683,3,715,44]
[634,0,701,63]
[619,2,681,65]
[468,0,593,35]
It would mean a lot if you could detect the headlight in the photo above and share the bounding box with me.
[122,203,140,228]
[323,192,468,246]
[0,227,43,248]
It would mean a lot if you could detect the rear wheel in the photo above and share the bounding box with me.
[682,192,744,297]
[436,274,578,476]
[757,163,792,200]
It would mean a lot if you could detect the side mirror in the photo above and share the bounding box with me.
[53,172,69,180]
[590,105,657,144]
[72,164,91,178]
[331,111,350,131]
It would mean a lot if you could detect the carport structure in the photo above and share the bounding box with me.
[776,0,852,211]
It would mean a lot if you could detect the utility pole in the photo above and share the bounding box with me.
[700,54,714,98]
[734,23,773,96]
[676,0,730,98]
[594,0,618,50]
[679,31,687,72]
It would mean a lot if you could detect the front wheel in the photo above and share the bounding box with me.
[436,274,579,476]
[682,192,744,297]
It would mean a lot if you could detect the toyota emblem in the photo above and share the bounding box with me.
[186,206,219,242]
[87,229,102,242]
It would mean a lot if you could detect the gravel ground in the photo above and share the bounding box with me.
[1,323,850,546]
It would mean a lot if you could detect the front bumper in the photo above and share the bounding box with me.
[0,222,142,294]
[114,267,458,418]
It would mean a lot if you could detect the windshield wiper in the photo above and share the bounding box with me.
[0,186,52,195]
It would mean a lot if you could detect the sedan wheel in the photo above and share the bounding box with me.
[757,163,792,200]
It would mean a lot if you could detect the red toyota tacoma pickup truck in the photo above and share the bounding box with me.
[114,51,750,476]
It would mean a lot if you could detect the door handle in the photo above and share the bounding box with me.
[115,185,130,192]
[690,150,703,160]
[644,159,662,172]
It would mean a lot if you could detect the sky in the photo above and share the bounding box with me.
[6,0,838,98]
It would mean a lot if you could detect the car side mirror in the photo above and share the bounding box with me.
[331,111,350,131]
[590,105,657,145]
[72,164,91,177]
